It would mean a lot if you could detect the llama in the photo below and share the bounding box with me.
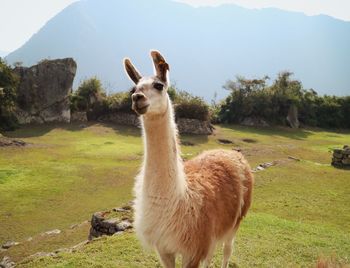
[123,50,254,268]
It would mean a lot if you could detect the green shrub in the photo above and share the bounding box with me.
[106,92,132,113]
[171,88,209,121]
[217,72,350,129]
[71,77,106,112]
[0,58,19,131]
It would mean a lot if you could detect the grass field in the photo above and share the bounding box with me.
[0,123,349,267]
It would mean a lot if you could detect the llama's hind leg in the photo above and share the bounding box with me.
[203,243,216,268]
[221,225,239,268]
[158,250,175,268]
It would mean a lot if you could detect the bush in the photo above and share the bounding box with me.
[217,72,350,129]
[106,92,132,113]
[71,77,106,112]
[0,58,19,131]
[170,87,209,121]
[70,77,109,120]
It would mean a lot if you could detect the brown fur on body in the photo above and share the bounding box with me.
[176,150,254,266]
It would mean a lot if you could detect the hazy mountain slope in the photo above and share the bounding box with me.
[0,50,9,57]
[6,0,350,99]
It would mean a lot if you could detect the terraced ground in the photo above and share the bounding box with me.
[0,123,349,267]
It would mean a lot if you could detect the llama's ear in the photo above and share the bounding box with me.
[150,50,169,83]
[123,58,142,84]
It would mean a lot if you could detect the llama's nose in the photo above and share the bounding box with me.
[132,93,145,102]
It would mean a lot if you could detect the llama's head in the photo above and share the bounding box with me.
[123,50,169,116]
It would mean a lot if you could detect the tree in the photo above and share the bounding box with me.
[0,58,19,130]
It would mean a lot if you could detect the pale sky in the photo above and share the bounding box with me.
[0,0,349,54]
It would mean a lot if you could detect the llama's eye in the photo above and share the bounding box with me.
[153,83,164,91]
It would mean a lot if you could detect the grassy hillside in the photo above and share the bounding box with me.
[0,123,349,267]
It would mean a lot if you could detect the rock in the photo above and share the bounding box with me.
[28,252,57,259]
[332,147,350,168]
[241,117,269,127]
[71,111,88,122]
[89,205,134,239]
[44,229,61,235]
[176,118,213,135]
[0,137,26,147]
[98,112,140,127]
[2,241,19,249]
[260,162,274,169]
[0,256,15,268]
[288,156,300,161]
[116,220,132,231]
[13,58,77,124]
[333,153,343,159]
[342,158,350,165]
[286,104,300,128]
[112,232,123,236]
[121,205,132,211]
[113,208,128,212]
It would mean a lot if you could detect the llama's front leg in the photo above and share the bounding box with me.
[158,250,175,268]
[203,243,216,268]
[182,255,200,268]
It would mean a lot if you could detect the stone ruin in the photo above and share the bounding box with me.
[332,145,350,168]
[88,203,133,240]
[13,58,77,124]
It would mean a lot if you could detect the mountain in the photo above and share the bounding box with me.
[0,50,9,58]
[6,0,350,100]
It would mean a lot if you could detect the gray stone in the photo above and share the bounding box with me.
[71,111,88,122]
[0,256,15,268]
[333,153,343,159]
[176,118,213,135]
[342,158,350,165]
[286,104,300,128]
[98,112,140,127]
[241,117,269,127]
[13,58,77,124]
[0,137,26,147]
[44,229,61,235]
[2,241,19,249]
[113,207,128,212]
[116,220,132,231]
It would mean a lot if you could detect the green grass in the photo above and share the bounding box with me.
[0,123,349,267]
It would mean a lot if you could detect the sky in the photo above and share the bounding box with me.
[0,0,349,54]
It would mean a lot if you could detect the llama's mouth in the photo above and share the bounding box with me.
[134,104,150,115]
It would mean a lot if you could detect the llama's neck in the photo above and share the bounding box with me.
[140,97,187,198]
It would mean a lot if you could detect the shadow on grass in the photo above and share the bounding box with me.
[2,122,142,138]
[3,122,212,144]
[221,124,315,140]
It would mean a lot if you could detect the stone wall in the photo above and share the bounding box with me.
[13,58,77,124]
[97,112,213,135]
[332,145,350,167]
[71,111,88,122]
[98,112,140,127]
[176,118,213,135]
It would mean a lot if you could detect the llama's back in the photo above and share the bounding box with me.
[184,149,253,242]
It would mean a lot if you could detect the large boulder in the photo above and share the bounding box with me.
[240,117,269,127]
[286,104,300,129]
[13,58,77,124]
